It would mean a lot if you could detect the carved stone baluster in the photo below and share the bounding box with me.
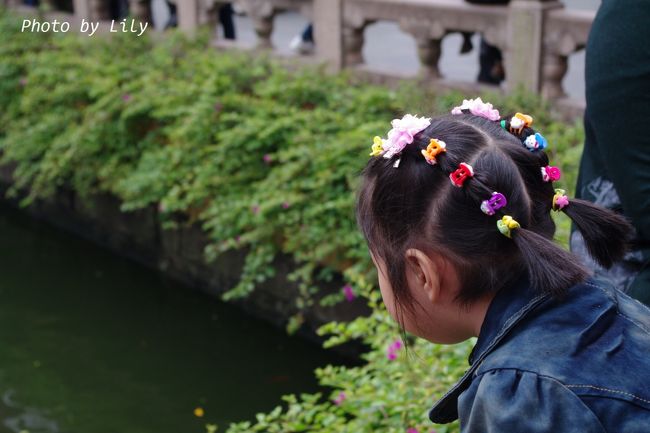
[128,0,150,22]
[400,19,445,80]
[415,37,442,79]
[238,0,275,49]
[541,52,568,99]
[342,22,365,66]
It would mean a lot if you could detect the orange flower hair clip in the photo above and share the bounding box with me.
[421,138,447,165]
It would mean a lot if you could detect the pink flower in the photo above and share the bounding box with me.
[406,428,419,433]
[122,94,131,102]
[386,339,403,360]
[381,114,431,159]
[342,284,355,302]
[19,77,27,86]
[451,98,500,121]
[214,102,223,112]
[251,205,259,215]
[263,154,272,164]
[281,201,290,209]
[333,391,346,405]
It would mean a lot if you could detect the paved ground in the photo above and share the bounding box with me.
[225,0,599,101]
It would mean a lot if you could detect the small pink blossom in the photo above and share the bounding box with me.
[281,201,290,209]
[342,284,355,302]
[263,154,272,164]
[333,391,346,405]
[386,339,403,360]
[451,98,500,121]
[235,235,241,243]
[122,93,131,102]
[381,114,431,159]
[214,102,223,112]
[251,205,259,215]
[406,428,419,433]
[19,77,27,86]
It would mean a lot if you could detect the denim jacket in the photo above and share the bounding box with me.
[428,276,650,432]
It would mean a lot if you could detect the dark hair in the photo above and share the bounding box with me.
[356,113,632,326]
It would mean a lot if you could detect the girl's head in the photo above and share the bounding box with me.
[356,99,632,343]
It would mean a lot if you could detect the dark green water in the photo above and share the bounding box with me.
[0,205,345,433]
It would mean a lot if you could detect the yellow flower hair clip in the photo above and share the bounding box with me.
[369,136,384,157]
[497,215,521,238]
[421,138,447,165]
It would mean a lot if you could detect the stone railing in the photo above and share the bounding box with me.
[4,0,595,112]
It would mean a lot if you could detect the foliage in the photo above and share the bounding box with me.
[0,7,584,432]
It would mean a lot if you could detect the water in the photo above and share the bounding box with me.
[0,204,347,433]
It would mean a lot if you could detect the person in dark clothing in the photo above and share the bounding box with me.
[465,0,509,85]
[571,0,650,305]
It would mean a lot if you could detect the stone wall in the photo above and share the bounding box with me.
[0,162,369,354]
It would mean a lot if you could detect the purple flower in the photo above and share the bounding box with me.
[406,429,419,433]
[122,93,131,102]
[281,201,290,209]
[451,98,500,121]
[333,391,346,405]
[342,284,355,302]
[19,77,27,86]
[251,205,259,215]
[235,235,241,243]
[263,154,272,164]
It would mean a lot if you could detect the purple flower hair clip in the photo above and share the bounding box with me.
[370,114,431,167]
[451,97,500,121]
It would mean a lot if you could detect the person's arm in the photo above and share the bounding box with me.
[458,369,606,433]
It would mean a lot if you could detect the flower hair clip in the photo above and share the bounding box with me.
[421,138,447,165]
[451,97,500,121]
[481,192,508,215]
[542,165,561,182]
[497,215,520,238]
[552,189,569,211]
[369,114,431,168]
[450,162,474,187]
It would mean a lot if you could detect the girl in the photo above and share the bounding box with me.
[356,98,650,432]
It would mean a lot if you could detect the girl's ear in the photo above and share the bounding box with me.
[405,248,442,304]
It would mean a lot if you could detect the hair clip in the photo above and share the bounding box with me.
[374,114,431,160]
[523,132,548,151]
[552,189,569,211]
[370,136,385,157]
[508,113,533,134]
[449,163,474,187]
[541,165,561,182]
[481,192,508,215]
[451,98,500,121]
[421,138,447,165]
[497,215,520,238]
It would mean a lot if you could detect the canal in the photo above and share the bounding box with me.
[0,204,348,433]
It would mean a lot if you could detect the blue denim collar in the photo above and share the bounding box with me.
[428,274,551,423]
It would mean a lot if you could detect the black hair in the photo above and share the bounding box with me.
[356,113,632,327]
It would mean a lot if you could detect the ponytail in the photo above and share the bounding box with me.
[560,198,633,268]
[511,227,589,296]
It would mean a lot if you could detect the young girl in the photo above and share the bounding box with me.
[356,98,650,432]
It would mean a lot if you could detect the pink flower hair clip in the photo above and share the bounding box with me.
[370,114,431,168]
[541,165,561,182]
[451,97,501,121]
